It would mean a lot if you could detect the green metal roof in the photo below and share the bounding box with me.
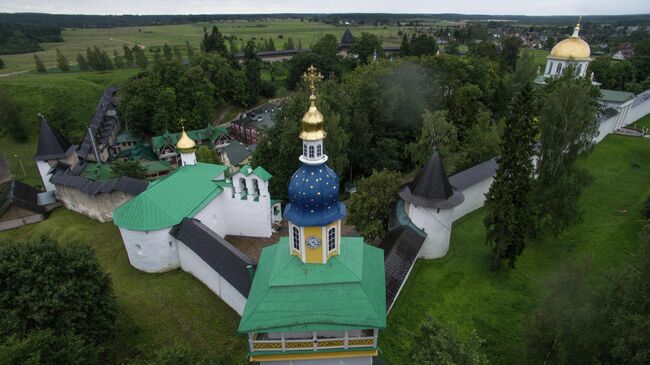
[239,164,273,181]
[113,163,228,231]
[116,143,158,162]
[142,160,171,174]
[599,89,635,103]
[151,126,228,151]
[82,163,114,181]
[238,237,386,333]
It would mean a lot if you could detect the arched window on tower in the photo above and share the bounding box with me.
[316,144,322,157]
[556,63,563,74]
[308,145,315,158]
[576,63,583,76]
[239,177,248,195]
[252,179,260,197]
[303,144,308,157]
[547,61,553,74]
[328,227,336,252]
[292,227,300,251]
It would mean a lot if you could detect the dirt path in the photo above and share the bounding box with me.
[0,70,29,78]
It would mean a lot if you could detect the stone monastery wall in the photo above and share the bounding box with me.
[418,90,650,259]
[56,185,134,223]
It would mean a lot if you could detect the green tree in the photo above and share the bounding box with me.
[448,83,487,139]
[0,236,117,343]
[268,37,276,51]
[469,41,498,62]
[163,43,173,61]
[631,38,650,81]
[55,48,69,72]
[113,49,124,68]
[399,33,410,56]
[312,34,339,59]
[33,53,46,73]
[407,109,462,172]
[463,111,501,166]
[409,34,438,57]
[347,169,401,241]
[123,44,134,66]
[201,26,228,57]
[513,49,538,91]
[483,84,536,271]
[534,73,600,236]
[196,145,219,164]
[173,46,182,60]
[133,45,149,68]
[350,32,383,64]
[410,318,489,365]
[0,90,29,142]
[185,41,194,60]
[48,102,78,141]
[0,330,98,365]
[152,87,177,132]
[76,53,89,71]
[544,36,555,50]
[111,160,147,180]
[0,57,4,69]
[284,37,295,50]
[500,36,522,71]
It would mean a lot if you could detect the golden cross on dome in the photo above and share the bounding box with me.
[302,65,323,95]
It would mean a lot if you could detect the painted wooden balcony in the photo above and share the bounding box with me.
[248,329,378,353]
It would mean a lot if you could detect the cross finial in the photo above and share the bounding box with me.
[179,117,186,130]
[302,65,323,95]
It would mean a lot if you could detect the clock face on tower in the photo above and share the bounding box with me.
[305,235,321,249]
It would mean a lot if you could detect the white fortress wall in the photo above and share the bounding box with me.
[176,240,247,315]
[119,227,179,273]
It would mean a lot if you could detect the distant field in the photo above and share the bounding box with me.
[0,20,403,73]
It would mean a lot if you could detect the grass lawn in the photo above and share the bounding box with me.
[0,208,248,363]
[381,128,650,364]
[0,20,403,73]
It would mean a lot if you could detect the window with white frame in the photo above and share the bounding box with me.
[548,61,553,74]
[576,63,583,76]
[308,145,315,158]
[292,227,300,251]
[556,63,563,74]
[316,144,322,157]
[303,144,307,157]
[328,227,336,252]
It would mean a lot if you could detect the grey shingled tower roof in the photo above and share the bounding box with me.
[398,150,464,209]
[33,118,75,161]
[340,28,354,46]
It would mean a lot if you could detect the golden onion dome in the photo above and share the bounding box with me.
[549,22,591,60]
[300,94,327,141]
[176,127,196,151]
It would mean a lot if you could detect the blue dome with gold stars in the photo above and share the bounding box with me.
[284,163,346,227]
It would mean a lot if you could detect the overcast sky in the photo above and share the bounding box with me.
[1,0,649,16]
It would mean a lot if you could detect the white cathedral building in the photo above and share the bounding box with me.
[113,129,282,274]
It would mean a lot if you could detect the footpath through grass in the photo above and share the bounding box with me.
[381,130,650,364]
[0,209,247,363]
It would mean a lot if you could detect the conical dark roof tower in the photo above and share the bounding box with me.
[33,118,75,161]
[399,150,464,209]
[340,28,355,47]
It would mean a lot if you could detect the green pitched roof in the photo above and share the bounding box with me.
[599,89,635,103]
[239,164,272,181]
[116,130,141,144]
[116,143,158,161]
[238,237,386,333]
[151,126,228,151]
[142,160,171,174]
[82,162,113,181]
[113,163,228,230]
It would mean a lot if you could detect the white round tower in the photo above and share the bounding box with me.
[176,127,197,166]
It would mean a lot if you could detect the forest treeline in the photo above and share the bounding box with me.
[0,23,62,55]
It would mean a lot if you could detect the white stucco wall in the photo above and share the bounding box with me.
[451,177,494,222]
[119,227,179,273]
[177,241,247,315]
[36,160,56,192]
[624,92,650,127]
[408,204,455,259]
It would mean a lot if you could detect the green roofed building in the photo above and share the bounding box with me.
[152,125,231,167]
[238,66,386,365]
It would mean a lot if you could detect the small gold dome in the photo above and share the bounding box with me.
[300,94,327,141]
[176,127,196,151]
[549,22,591,60]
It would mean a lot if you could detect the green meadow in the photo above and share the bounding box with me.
[0,20,404,73]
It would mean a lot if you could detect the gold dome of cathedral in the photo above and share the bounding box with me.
[549,21,591,60]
